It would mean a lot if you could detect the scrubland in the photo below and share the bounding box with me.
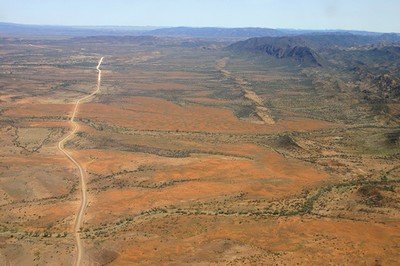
[0,37,399,264]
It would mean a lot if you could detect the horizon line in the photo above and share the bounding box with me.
[1,21,399,35]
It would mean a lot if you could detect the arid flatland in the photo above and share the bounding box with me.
[0,29,399,265]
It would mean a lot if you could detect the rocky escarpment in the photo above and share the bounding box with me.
[228,36,321,67]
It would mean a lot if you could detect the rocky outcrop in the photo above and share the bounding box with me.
[229,37,321,67]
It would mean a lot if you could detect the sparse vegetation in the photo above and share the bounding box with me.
[1,25,399,265]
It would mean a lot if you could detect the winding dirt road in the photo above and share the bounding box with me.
[58,57,104,266]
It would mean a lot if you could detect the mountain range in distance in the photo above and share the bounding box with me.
[1,22,399,39]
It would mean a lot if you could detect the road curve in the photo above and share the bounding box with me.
[58,57,104,266]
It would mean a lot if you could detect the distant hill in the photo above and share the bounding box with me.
[347,45,400,67]
[228,36,322,67]
[228,33,400,67]
[0,22,156,37]
[294,33,400,49]
[144,27,282,38]
[0,23,282,39]
[347,45,400,100]
[69,35,161,44]
[70,35,219,48]
[1,22,400,42]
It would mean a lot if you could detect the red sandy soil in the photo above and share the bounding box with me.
[111,215,400,265]
[75,145,327,225]
[5,97,334,133]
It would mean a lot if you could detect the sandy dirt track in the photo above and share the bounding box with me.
[57,57,103,266]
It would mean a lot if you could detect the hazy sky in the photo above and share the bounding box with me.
[1,0,399,32]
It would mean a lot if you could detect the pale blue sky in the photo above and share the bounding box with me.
[1,0,399,33]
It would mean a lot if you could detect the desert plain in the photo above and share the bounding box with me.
[0,33,399,265]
